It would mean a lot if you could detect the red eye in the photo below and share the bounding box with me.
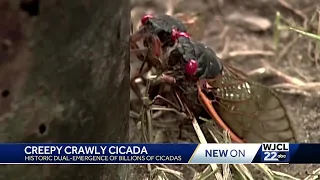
[185,59,198,76]
[171,30,191,42]
[171,29,178,42]
[141,14,153,25]
[177,32,191,38]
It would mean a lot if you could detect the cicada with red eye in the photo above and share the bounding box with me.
[153,31,299,143]
[130,14,188,100]
[130,14,187,68]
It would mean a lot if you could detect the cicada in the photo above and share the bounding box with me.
[130,14,299,143]
[130,14,188,99]
[154,31,299,143]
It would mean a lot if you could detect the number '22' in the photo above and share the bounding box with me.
[264,152,277,161]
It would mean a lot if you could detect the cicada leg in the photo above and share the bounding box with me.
[130,27,162,64]
[150,91,193,139]
[150,75,195,139]
[151,95,181,110]
[174,92,195,139]
[130,65,152,101]
[130,30,164,99]
[141,35,163,71]
[130,43,163,105]
[150,74,182,109]
[148,34,161,59]
[130,28,147,61]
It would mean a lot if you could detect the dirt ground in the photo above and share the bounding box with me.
[129,0,320,179]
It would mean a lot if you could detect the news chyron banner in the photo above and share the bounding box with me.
[0,143,318,164]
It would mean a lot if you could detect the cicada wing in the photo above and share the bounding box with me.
[205,67,298,143]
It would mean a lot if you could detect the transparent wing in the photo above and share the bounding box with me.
[204,65,298,143]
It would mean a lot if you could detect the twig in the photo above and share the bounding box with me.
[271,82,320,90]
[315,9,320,67]
[274,88,312,97]
[301,4,318,14]
[130,110,140,119]
[220,50,274,60]
[194,165,214,180]
[277,0,308,21]
[247,64,320,96]
[191,117,223,180]
[139,80,153,174]
[218,26,230,39]
[151,106,188,119]
[304,167,320,180]
[275,36,299,63]
[144,80,154,143]
[217,30,274,60]
[233,165,254,180]
[151,166,184,180]
[165,0,182,16]
[250,63,306,86]
[228,50,274,57]
[217,37,230,59]
[274,11,281,51]
[139,103,148,142]
[222,132,232,180]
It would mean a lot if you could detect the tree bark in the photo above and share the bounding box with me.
[0,0,129,179]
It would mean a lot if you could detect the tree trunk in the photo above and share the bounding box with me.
[0,0,129,179]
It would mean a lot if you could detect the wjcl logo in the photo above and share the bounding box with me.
[261,143,289,162]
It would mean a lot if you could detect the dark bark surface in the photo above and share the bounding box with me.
[0,0,129,179]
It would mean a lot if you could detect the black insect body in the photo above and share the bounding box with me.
[168,35,223,79]
[130,14,188,62]
[159,32,298,143]
[130,14,298,143]
[145,31,225,123]
[140,14,187,47]
[130,14,189,100]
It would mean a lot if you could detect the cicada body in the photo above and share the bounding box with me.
[164,34,299,143]
[130,14,299,143]
[130,14,189,100]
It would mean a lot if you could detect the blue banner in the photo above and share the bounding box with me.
[1,143,320,164]
[289,144,319,163]
[0,143,197,164]
[252,143,320,164]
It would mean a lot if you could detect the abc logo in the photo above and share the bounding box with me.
[277,152,287,161]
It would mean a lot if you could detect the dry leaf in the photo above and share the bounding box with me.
[174,12,206,41]
[227,12,272,32]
